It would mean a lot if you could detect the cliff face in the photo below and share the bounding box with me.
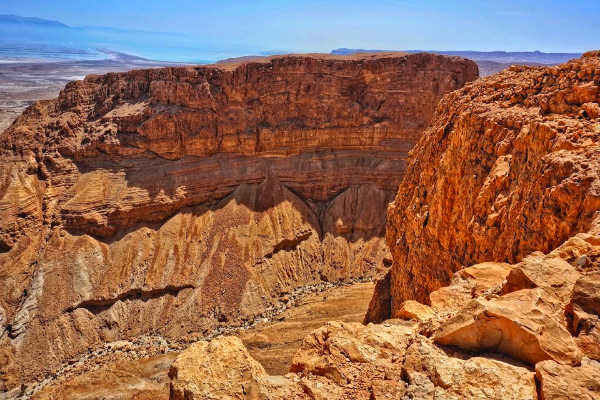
[0,52,477,391]
[168,53,600,400]
[384,51,600,308]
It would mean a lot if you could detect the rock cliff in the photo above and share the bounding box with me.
[381,50,600,309]
[0,52,477,393]
[162,53,600,400]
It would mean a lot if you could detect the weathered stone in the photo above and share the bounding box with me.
[168,321,537,400]
[429,262,511,313]
[381,52,600,307]
[169,336,279,400]
[363,271,391,323]
[502,251,581,303]
[566,272,600,360]
[535,359,600,400]
[434,288,581,366]
[0,52,478,390]
[394,300,435,322]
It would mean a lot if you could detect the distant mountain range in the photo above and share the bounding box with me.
[331,48,582,76]
[332,48,581,64]
[0,14,586,73]
[0,14,248,63]
[0,14,69,28]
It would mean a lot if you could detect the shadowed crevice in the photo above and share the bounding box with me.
[64,284,195,315]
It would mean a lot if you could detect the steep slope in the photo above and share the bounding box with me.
[169,233,600,399]
[0,52,477,393]
[380,50,600,310]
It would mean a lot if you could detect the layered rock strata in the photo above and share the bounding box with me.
[0,52,477,392]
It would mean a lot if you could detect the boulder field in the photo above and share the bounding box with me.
[0,52,477,395]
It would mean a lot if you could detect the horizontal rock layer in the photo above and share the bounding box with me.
[0,52,478,392]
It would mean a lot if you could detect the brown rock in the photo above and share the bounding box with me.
[501,251,581,303]
[382,52,600,307]
[0,52,478,390]
[169,336,301,400]
[394,300,435,322]
[429,261,512,313]
[434,288,581,366]
[363,271,391,323]
[169,321,537,400]
[535,359,600,400]
[566,272,600,360]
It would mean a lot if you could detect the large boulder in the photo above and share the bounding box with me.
[434,288,581,366]
[169,322,537,400]
[566,272,600,360]
[535,359,600,400]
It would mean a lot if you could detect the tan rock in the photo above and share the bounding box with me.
[566,272,600,360]
[402,337,537,400]
[382,53,600,307]
[434,288,581,366]
[535,359,600,400]
[169,321,537,400]
[169,336,299,400]
[502,251,581,303]
[394,300,435,322]
[429,262,511,313]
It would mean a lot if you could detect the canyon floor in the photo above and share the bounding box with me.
[31,282,374,400]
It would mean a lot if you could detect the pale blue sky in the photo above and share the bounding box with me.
[1,0,598,53]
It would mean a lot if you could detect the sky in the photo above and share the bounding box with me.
[1,0,598,53]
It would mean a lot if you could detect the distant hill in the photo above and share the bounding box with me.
[331,48,582,76]
[0,14,69,28]
[0,14,245,63]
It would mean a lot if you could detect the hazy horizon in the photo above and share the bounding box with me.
[0,0,597,62]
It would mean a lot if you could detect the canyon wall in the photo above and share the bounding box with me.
[168,52,600,400]
[0,52,477,392]
[375,51,600,313]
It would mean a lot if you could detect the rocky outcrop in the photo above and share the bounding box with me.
[169,336,274,400]
[379,51,600,311]
[0,52,477,392]
[167,230,600,399]
[356,52,600,398]
[170,321,537,400]
[536,359,600,400]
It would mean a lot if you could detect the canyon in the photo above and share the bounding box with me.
[168,52,600,399]
[1,48,599,400]
[0,52,478,397]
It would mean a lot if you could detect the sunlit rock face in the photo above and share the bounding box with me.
[161,53,600,400]
[381,51,600,310]
[0,52,477,391]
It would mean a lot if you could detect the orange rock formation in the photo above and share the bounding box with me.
[382,50,600,309]
[169,53,600,400]
[0,52,477,394]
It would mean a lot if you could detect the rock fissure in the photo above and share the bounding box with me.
[64,284,196,315]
